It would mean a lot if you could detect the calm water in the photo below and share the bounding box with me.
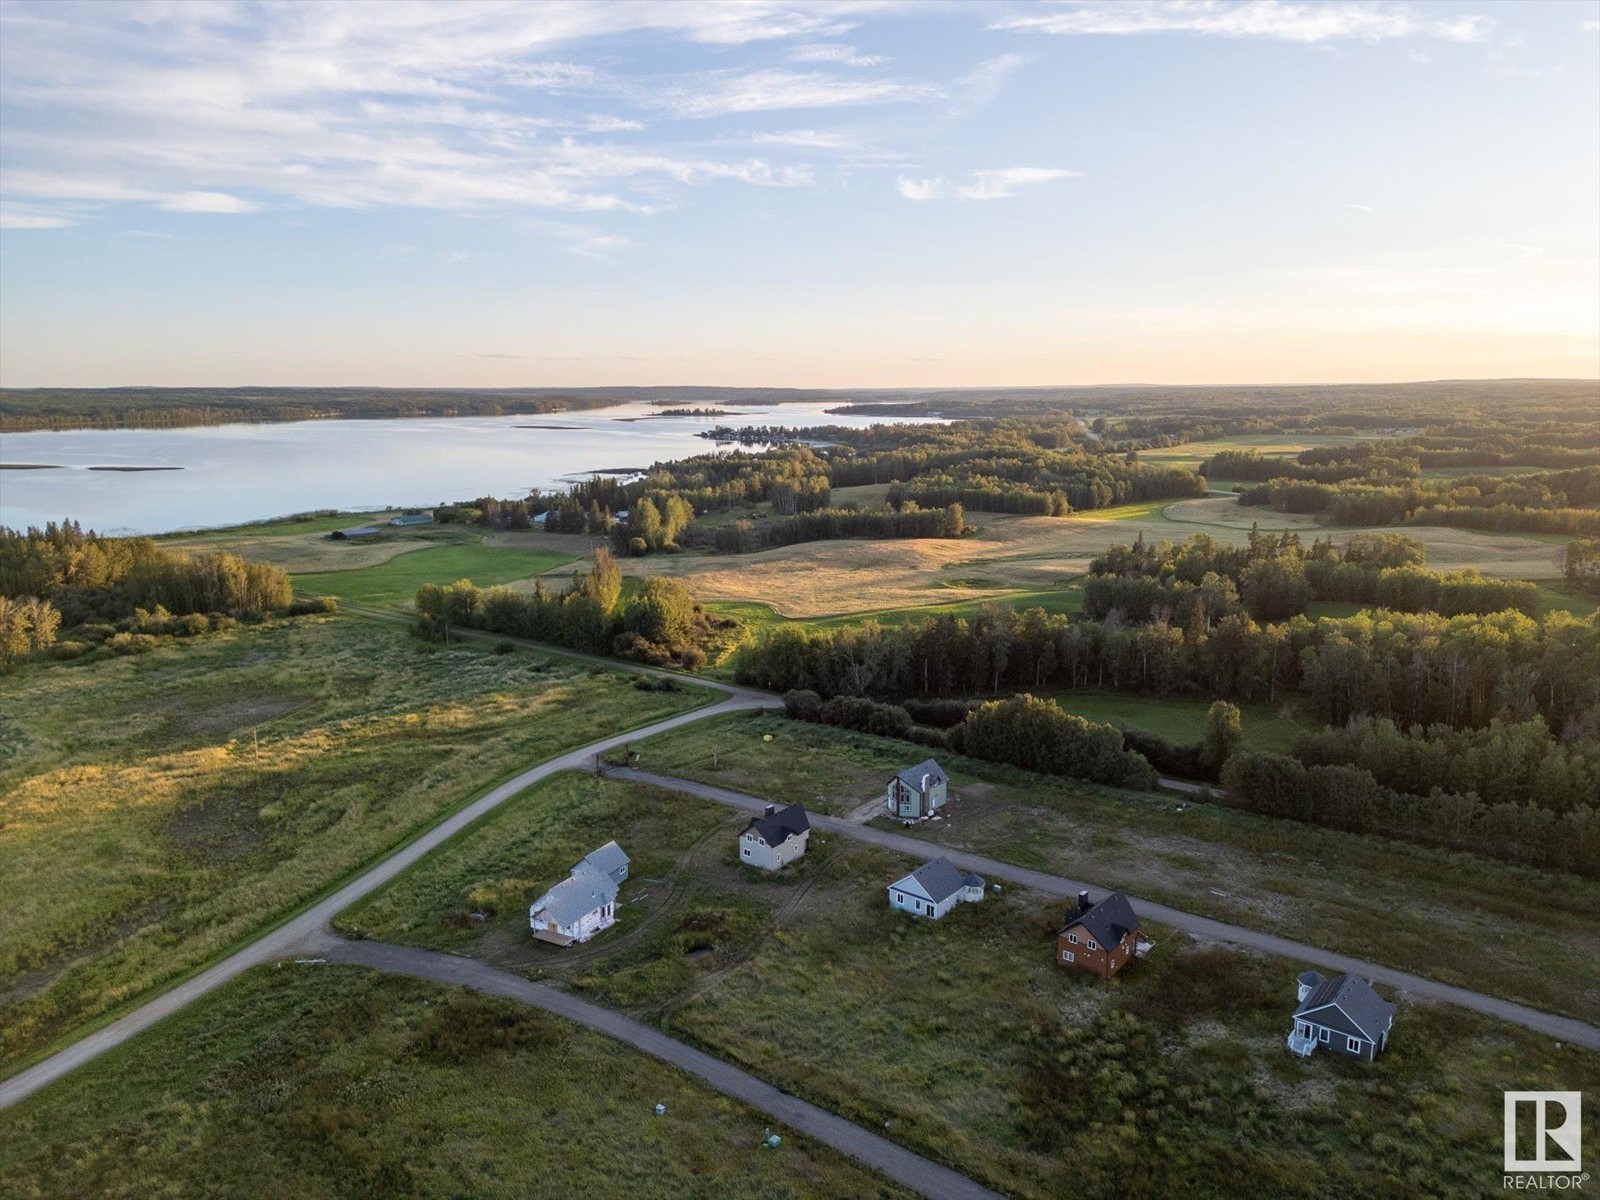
[0,401,940,536]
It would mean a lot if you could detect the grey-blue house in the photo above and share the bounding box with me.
[1287,972,1394,1061]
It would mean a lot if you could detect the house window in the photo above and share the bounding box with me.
[1087,939,1098,951]
[1062,950,1075,963]
[1067,933,1078,944]
[742,847,750,857]
[1319,1027,1331,1043]
[1347,1037,1361,1053]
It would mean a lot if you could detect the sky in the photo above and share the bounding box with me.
[0,0,1597,389]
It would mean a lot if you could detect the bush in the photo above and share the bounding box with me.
[784,689,823,721]
[902,697,974,728]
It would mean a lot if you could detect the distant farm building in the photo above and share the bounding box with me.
[330,525,380,540]
[1056,890,1153,979]
[1287,973,1394,1061]
[886,759,948,820]
[888,857,984,919]
[529,841,631,946]
[390,512,433,527]
[739,803,810,870]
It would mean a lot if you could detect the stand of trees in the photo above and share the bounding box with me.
[1292,717,1600,812]
[709,503,964,553]
[1240,467,1600,536]
[1221,750,1599,878]
[1083,530,1539,623]
[1,522,293,626]
[783,688,1157,790]
[735,605,1600,739]
[414,549,729,669]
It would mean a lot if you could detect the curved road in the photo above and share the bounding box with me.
[0,689,778,1112]
[608,766,1600,1052]
[315,938,1002,1200]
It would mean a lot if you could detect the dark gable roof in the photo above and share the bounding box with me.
[1061,892,1140,947]
[746,803,810,847]
[1294,974,1395,1041]
[906,856,984,903]
[894,759,948,791]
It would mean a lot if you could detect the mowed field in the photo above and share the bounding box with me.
[0,617,707,1071]
[336,771,1598,1199]
[295,543,575,607]
[624,711,1600,1020]
[620,493,1567,621]
[0,964,907,1200]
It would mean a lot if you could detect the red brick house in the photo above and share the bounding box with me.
[1056,890,1153,979]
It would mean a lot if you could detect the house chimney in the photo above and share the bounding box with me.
[764,804,777,816]
[1077,890,1091,914]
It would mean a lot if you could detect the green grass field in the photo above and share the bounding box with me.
[294,543,573,607]
[164,510,393,540]
[623,712,1600,1020]
[0,617,706,1072]
[705,586,1085,638]
[1038,689,1314,752]
[337,773,1599,1199]
[0,964,908,1200]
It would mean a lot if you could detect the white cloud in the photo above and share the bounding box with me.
[956,53,1032,106]
[992,2,1494,44]
[524,217,634,258]
[751,128,856,149]
[0,3,925,224]
[0,209,77,229]
[787,42,889,67]
[645,69,936,118]
[898,167,1079,202]
[1347,202,1375,213]
[896,175,946,201]
[1583,20,1600,34]
[956,167,1079,200]
[156,191,260,213]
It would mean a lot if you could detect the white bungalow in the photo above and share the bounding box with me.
[529,842,631,946]
[887,857,985,920]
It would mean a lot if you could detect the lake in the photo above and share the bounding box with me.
[0,400,942,536]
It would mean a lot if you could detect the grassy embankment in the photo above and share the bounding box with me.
[336,772,1599,1200]
[615,711,1600,1020]
[0,964,906,1200]
[0,617,707,1072]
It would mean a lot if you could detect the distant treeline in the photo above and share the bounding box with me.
[708,503,965,553]
[1239,466,1600,536]
[1083,530,1541,623]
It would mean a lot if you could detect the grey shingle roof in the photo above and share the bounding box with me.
[532,871,617,927]
[336,525,380,537]
[894,759,947,791]
[1061,892,1141,948]
[576,840,629,883]
[390,513,433,526]
[1294,974,1395,1041]
[747,804,810,847]
[898,856,984,904]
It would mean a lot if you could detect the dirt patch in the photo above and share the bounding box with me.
[162,789,273,865]
[142,691,310,750]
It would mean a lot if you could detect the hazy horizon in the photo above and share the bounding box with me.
[2,0,1597,387]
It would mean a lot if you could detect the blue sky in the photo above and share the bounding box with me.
[1,0,1596,387]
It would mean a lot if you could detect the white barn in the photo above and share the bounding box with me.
[529,841,631,946]
[739,804,811,871]
[887,857,985,920]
